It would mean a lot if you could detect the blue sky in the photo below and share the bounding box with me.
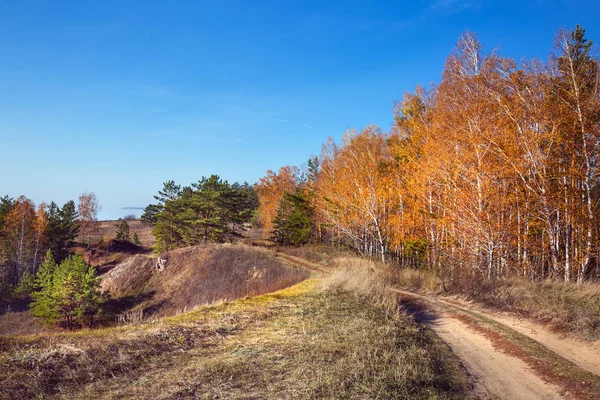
[0,0,598,218]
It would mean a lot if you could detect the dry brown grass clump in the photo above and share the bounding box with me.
[101,243,310,320]
[388,266,443,292]
[322,257,399,315]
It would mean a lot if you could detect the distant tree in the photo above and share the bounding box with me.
[45,201,80,263]
[150,176,255,251]
[77,192,101,247]
[31,252,103,329]
[141,204,162,226]
[132,231,141,245]
[1,196,36,284]
[0,195,15,275]
[272,190,314,246]
[115,220,130,242]
[31,202,48,275]
[255,166,299,237]
[0,195,14,237]
[123,214,136,221]
[242,182,259,213]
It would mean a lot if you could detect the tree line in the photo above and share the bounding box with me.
[0,193,100,290]
[142,176,257,252]
[0,192,104,329]
[256,26,600,284]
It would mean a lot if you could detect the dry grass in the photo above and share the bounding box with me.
[389,267,443,293]
[280,245,351,267]
[465,279,600,340]
[390,265,600,340]
[96,219,155,248]
[0,305,45,336]
[0,278,473,399]
[322,257,399,315]
[101,243,311,320]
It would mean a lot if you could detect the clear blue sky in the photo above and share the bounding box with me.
[1,0,598,217]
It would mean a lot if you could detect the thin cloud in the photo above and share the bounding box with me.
[275,117,313,129]
[430,0,482,13]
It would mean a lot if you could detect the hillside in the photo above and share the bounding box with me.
[0,278,473,399]
[101,243,310,319]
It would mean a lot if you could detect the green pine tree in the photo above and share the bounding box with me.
[272,190,314,246]
[45,201,80,263]
[31,251,59,326]
[30,252,103,329]
[115,220,130,242]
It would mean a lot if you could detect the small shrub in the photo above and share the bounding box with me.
[132,231,141,245]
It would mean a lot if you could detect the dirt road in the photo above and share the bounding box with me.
[437,295,600,376]
[401,296,564,399]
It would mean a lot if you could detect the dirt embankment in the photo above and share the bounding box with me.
[101,243,310,318]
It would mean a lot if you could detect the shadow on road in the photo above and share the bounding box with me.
[398,296,440,325]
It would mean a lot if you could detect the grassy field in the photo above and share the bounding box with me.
[96,219,155,248]
[0,276,473,399]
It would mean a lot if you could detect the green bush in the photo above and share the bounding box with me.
[31,251,104,329]
[14,271,36,295]
[132,231,140,245]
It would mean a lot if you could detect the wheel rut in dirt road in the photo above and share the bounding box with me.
[396,288,600,377]
[402,299,564,400]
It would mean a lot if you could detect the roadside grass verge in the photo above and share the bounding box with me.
[389,265,600,340]
[1,276,473,399]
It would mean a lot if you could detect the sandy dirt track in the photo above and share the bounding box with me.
[405,301,564,399]
[395,289,600,377]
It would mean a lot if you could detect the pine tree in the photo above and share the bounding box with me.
[30,251,58,326]
[45,201,79,263]
[132,231,140,245]
[149,181,184,252]
[115,220,130,242]
[0,195,14,235]
[30,253,103,329]
[272,191,314,246]
[141,204,162,226]
[77,264,104,328]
